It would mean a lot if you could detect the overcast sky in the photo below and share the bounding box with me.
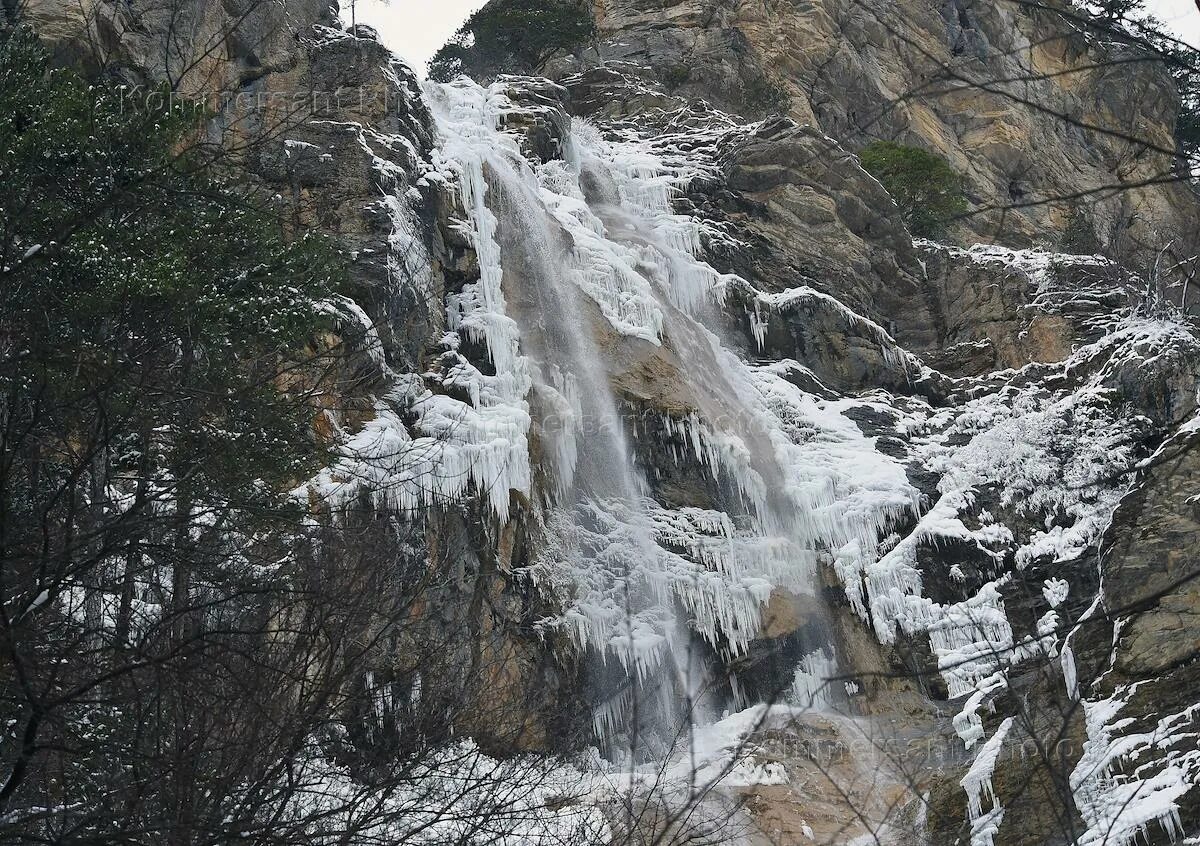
[355,0,1199,76]
[354,0,488,72]
[1148,0,1200,45]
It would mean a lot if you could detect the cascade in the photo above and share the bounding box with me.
[418,77,920,763]
[425,79,709,758]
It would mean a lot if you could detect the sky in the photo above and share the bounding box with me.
[353,0,488,73]
[354,0,1199,77]
[1148,0,1200,46]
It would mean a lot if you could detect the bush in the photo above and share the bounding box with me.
[1059,207,1102,255]
[858,140,969,237]
[428,0,596,82]
[744,73,792,117]
[1159,43,1200,167]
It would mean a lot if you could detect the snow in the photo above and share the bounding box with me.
[929,242,1112,288]
[314,295,388,372]
[1043,577,1069,608]
[842,311,1200,768]
[1071,691,1195,846]
[280,736,611,845]
[961,717,1013,821]
[835,483,1016,716]
[659,705,791,788]
[290,66,1200,834]
[915,241,1121,325]
[920,382,1135,569]
[757,287,915,373]
[283,138,321,156]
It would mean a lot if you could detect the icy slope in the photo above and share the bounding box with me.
[292,45,1200,846]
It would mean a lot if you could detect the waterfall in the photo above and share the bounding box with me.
[420,77,918,761]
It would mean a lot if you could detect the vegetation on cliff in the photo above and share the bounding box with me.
[427,0,595,82]
[858,140,969,238]
[0,23,351,838]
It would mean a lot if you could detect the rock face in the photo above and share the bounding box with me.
[27,0,325,94]
[913,242,1140,375]
[1063,427,1200,837]
[21,0,1200,844]
[404,1,1200,841]
[549,0,1200,269]
[1104,433,1200,680]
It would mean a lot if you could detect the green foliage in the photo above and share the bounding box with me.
[0,24,342,519]
[0,24,352,836]
[858,140,969,237]
[427,0,596,82]
[744,73,792,118]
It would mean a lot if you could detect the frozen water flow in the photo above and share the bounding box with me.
[407,78,933,751]
[319,75,946,759]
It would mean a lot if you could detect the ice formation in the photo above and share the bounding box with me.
[961,717,1013,820]
[1071,692,1195,846]
[294,61,1200,840]
[308,81,537,524]
[401,78,928,747]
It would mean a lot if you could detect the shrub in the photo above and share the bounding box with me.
[858,140,969,237]
[428,0,596,82]
[1161,43,1200,167]
[1059,207,1102,255]
[744,73,792,117]
[660,64,691,90]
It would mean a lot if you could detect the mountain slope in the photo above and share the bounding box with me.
[9,0,1200,843]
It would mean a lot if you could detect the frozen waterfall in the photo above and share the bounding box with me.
[392,76,923,760]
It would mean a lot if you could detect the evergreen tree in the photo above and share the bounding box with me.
[428,0,595,82]
[858,141,969,238]
[0,24,350,839]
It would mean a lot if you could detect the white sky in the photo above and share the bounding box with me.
[1148,0,1200,46]
[354,0,1198,76]
[353,0,488,73]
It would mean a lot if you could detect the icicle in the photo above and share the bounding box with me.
[790,649,837,711]
[961,717,1013,821]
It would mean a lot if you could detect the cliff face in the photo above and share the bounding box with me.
[18,0,1200,843]
[512,3,1200,836]
[552,0,1199,263]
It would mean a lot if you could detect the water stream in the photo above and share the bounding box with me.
[422,77,867,763]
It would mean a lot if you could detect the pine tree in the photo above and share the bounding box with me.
[858,141,969,238]
[428,0,596,82]
[0,24,348,838]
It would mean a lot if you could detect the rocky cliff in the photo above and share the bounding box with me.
[549,0,1198,266]
[16,0,1200,843]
